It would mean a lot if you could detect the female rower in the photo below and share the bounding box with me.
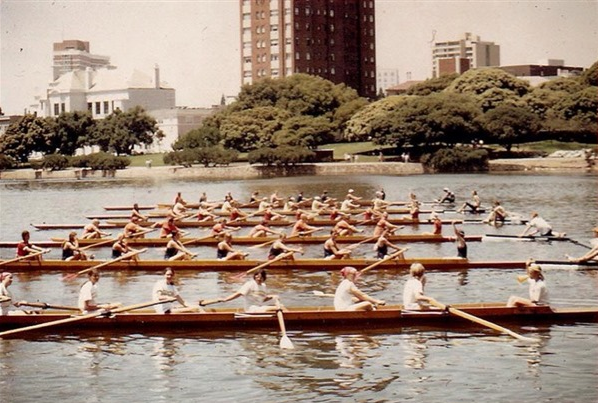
[324,231,352,260]
[290,214,319,237]
[507,261,549,307]
[566,227,598,263]
[402,263,436,310]
[268,233,303,260]
[248,220,281,238]
[16,230,47,262]
[0,272,24,315]
[457,190,481,214]
[333,215,363,236]
[112,234,142,262]
[131,203,148,221]
[373,230,404,259]
[81,219,111,239]
[212,269,282,313]
[334,266,384,311]
[165,231,197,261]
[216,233,248,261]
[78,269,120,314]
[152,268,189,314]
[451,221,467,258]
[373,212,402,237]
[484,200,507,226]
[422,213,442,236]
[62,231,90,261]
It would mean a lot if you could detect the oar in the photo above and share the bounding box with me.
[342,235,378,251]
[0,250,50,267]
[312,290,335,298]
[18,301,80,311]
[358,247,409,276]
[62,248,148,281]
[567,238,593,250]
[127,227,158,238]
[248,239,277,249]
[428,300,539,343]
[230,251,295,281]
[0,298,176,338]
[78,238,115,251]
[292,227,323,238]
[276,309,294,349]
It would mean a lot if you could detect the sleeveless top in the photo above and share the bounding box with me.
[376,243,388,259]
[62,244,75,260]
[216,247,228,259]
[164,246,178,260]
[457,244,467,258]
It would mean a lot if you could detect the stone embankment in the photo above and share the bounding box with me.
[0,158,594,181]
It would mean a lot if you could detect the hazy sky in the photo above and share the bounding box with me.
[1,0,596,115]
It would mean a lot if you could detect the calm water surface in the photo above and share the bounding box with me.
[0,173,597,402]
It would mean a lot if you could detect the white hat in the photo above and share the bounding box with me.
[315,196,321,200]
[348,189,354,193]
[443,187,449,192]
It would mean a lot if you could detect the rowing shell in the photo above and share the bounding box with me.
[1,303,596,335]
[39,234,482,247]
[32,218,454,230]
[0,257,528,273]
[482,234,573,243]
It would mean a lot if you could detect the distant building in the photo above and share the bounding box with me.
[239,0,377,99]
[432,32,500,78]
[497,59,584,80]
[385,80,424,96]
[52,40,115,80]
[377,68,400,95]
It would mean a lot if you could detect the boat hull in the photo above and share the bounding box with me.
[0,257,527,273]
[1,304,597,335]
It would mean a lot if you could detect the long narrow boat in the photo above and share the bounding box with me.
[32,218,452,230]
[1,303,597,335]
[43,234,483,247]
[0,257,528,273]
[483,234,574,243]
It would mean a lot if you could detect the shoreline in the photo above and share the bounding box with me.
[0,157,595,181]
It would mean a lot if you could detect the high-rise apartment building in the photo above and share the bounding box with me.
[240,0,377,99]
[431,32,500,78]
[377,68,400,95]
[52,40,114,80]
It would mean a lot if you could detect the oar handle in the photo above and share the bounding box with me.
[182,234,214,246]
[359,247,408,275]
[79,238,114,251]
[198,298,222,306]
[19,301,80,311]
[0,249,49,266]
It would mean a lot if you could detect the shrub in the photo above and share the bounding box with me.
[421,147,489,173]
[70,152,130,170]
[0,155,15,170]
[248,146,315,166]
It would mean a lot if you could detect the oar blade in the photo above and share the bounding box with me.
[280,335,295,350]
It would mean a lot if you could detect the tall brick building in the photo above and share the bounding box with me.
[240,0,376,99]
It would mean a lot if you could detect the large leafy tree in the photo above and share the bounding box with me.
[172,125,222,150]
[546,86,598,134]
[480,104,541,151]
[446,68,531,112]
[0,114,57,162]
[405,73,459,96]
[54,111,96,155]
[88,106,158,154]
[343,96,411,142]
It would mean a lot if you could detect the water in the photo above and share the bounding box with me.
[0,173,597,402]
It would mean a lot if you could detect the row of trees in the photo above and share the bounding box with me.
[0,106,162,163]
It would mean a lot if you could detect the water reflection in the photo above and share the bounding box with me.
[401,332,429,370]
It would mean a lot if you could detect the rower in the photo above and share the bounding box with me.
[437,187,455,204]
[78,269,120,314]
[210,218,240,237]
[62,231,90,261]
[373,212,402,237]
[124,216,147,238]
[270,191,284,208]
[268,233,303,260]
[152,268,189,313]
[16,230,47,262]
[213,269,283,313]
[373,230,404,259]
[340,196,360,212]
[333,266,384,311]
[81,219,110,239]
[333,215,363,236]
[484,200,507,226]
[402,263,436,310]
[112,234,142,262]
[263,207,285,222]
[422,213,442,236]
[173,192,187,207]
[507,260,549,307]
[156,216,184,238]
[324,231,352,260]
[131,203,148,221]
[0,272,25,315]
[248,220,281,238]
[520,212,566,238]
[457,190,481,214]
[165,231,197,261]
[451,221,467,259]
[216,233,248,260]
[311,196,328,213]
[257,197,271,212]
[566,227,598,263]
[345,189,361,202]
[290,214,318,237]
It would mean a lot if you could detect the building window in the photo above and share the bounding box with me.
[87,103,92,112]
[61,103,66,113]
[295,52,300,60]
[95,102,101,115]
[54,103,60,116]
[104,101,109,114]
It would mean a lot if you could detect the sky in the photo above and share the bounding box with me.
[1,0,597,116]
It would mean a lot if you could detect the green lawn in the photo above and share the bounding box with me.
[129,154,167,167]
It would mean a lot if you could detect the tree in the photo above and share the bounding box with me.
[446,68,531,112]
[343,96,411,142]
[580,60,598,87]
[405,73,459,96]
[480,104,541,152]
[546,86,598,135]
[173,125,222,150]
[0,114,56,162]
[87,107,158,154]
[54,111,95,155]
